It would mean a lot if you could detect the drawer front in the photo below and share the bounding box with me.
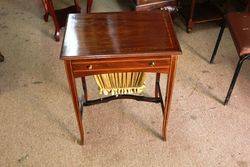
[71,58,170,77]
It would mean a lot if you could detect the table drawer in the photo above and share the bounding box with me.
[71,58,170,76]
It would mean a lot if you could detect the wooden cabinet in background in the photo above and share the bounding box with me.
[132,0,177,11]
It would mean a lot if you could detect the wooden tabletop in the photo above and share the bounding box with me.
[60,11,181,60]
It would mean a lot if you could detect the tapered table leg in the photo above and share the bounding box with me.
[155,73,161,98]
[162,55,178,141]
[81,77,88,101]
[64,61,85,145]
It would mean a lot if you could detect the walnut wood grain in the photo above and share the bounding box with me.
[60,11,181,60]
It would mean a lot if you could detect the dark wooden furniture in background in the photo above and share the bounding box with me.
[60,11,181,145]
[132,0,177,11]
[210,12,250,105]
[42,0,177,40]
[87,0,93,13]
[224,0,250,12]
[42,0,81,41]
[177,0,223,32]
[177,0,250,33]
[86,0,177,13]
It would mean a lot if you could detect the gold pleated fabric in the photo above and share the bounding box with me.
[94,72,146,95]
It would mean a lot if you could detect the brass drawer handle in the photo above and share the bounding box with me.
[87,65,93,70]
[149,61,156,67]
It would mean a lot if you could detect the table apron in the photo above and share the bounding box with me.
[73,67,170,77]
[69,57,172,77]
